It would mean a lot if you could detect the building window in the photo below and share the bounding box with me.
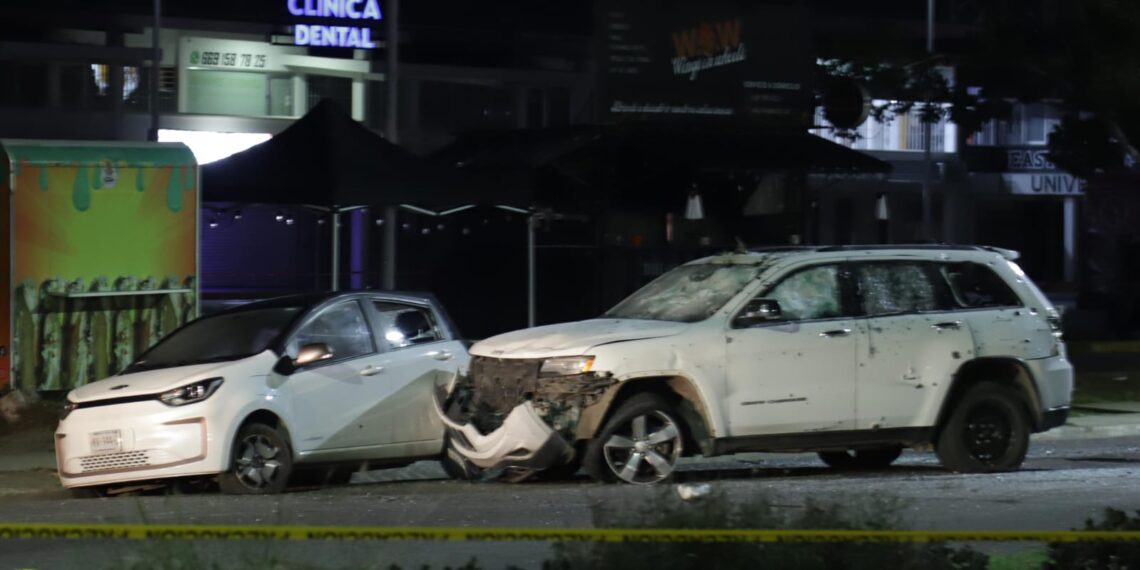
[186,70,269,116]
[906,109,944,152]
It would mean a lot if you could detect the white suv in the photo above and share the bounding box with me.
[437,245,1073,484]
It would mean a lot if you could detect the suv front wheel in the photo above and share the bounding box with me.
[584,393,685,484]
[936,382,1031,473]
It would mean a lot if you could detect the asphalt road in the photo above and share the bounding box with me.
[2,436,1139,569]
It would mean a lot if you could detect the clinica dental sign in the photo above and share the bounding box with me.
[287,0,382,49]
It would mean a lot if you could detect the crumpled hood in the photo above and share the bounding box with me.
[67,353,269,403]
[471,319,687,359]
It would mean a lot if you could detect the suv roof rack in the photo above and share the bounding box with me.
[735,244,1022,260]
[816,244,979,252]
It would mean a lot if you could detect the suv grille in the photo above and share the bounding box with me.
[469,356,543,413]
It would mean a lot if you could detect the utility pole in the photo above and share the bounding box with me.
[382,0,399,290]
[921,0,935,240]
[149,0,161,141]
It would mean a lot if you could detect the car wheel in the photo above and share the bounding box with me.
[818,446,902,470]
[584,393,684,484]
[440,434,483,481]
[218,423,293,494]
[936,382,1030,473]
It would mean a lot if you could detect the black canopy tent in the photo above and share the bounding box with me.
[203,100,521,293]
[434,124,891,213]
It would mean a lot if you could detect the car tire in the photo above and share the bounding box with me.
[218,423,293,495]
[936,382,1031,473]
[818,446,903,470]
[440,434,483,481]
[583,393,684,484]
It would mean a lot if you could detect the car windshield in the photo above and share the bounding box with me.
[604,263,759,322]
[123,307,302,373]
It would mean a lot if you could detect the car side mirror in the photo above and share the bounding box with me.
[273,343,334,375]
[734,299,783,328]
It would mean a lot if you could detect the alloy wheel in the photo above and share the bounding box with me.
[234,434,283,490]
[602,411,683,484]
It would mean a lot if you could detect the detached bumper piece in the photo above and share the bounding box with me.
[434,394,572,481]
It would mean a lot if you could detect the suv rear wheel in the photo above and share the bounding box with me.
[584,393,684,484]
[936,382,1030,473]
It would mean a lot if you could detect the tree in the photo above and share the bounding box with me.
[820,0,1140,178]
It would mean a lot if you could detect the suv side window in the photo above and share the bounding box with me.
[371,301,442,350]
[854,262,940,316]
[939,262,1022,308]
[763,264,847,321]
[287,300,375,360]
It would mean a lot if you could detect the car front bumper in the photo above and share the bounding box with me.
[433,391,572,477]
[56,401,227,489]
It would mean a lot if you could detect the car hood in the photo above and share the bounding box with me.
[471,319,688,359]
[67,352,272,403]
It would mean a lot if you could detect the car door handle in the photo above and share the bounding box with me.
[432,351,453,361]
[819,329,852,338]
[931,321,962,331]
[359,365,384,377]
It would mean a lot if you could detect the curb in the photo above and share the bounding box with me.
[1033,422,1140,441]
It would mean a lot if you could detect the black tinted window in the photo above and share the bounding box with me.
[939,263,1022,308]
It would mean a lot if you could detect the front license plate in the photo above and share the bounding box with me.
[90,430,122,454]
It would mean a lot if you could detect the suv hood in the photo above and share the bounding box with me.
[67,353,268,403]
[472,319,687,359]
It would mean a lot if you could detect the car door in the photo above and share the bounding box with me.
[853,261,975,430]
[725,263,860,436]
[352,298,466,449]
[285,298,390,454]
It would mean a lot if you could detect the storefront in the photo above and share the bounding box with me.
[961,145,1083,289]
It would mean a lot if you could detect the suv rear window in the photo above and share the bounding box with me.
[938,262,1021,308]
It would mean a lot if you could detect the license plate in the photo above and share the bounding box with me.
[90,430,122,454]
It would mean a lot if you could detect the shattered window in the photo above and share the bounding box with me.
[604,264,758,323]
[939,262,1022,308]
[856,263,938,316]
[371,301,442,349]
[764,265,844,321]
[288,300,375,360]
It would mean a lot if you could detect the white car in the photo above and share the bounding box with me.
[57,291,469,495]
[438,245,1073,483]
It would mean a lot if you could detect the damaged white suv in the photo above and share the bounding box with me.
[437,245,1073,484]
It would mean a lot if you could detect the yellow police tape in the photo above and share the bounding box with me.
[2,524,1140,543]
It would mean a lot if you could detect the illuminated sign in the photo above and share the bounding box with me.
[287,0,382,49]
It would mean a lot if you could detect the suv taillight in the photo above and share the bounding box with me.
[1046,315,1063,339]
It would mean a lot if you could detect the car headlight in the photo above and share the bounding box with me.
[539,356,595,378]
[159,377,224,406]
